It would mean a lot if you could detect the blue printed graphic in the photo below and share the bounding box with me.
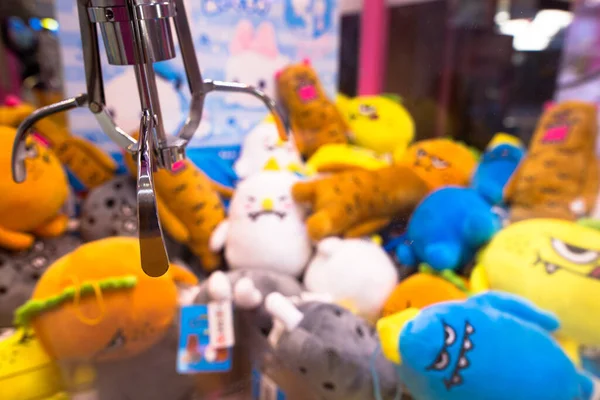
[54,0,340,167]
[285,0,335,38]
[178,305,232,374]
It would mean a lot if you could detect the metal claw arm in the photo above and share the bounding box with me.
[137,110,170,277]
[204,79,289,141]
[11,94,88,183]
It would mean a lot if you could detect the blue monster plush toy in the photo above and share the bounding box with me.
[376,291,597,400]
[395,187,501,271]
[471,142,525,206]
[394,134,524,272]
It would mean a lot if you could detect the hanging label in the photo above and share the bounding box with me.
[177,304,234,374]
[208,300,235,349]
[252,367,287,400]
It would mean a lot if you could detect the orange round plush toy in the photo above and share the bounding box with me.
[396,138,477,191]
[14,237,198,362]
[0,126,69,251]
[381,273,468,317]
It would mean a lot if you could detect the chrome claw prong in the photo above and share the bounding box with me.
[136,110,170,277]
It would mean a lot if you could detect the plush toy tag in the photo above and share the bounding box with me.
[252,367,287,400]
[207,300,235,349]
[177,304,234,374]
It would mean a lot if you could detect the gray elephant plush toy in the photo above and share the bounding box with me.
[262,294,401,400]
[0,235,82,327]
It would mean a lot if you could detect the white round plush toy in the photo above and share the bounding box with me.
[234,122,303,179]
[304,237,399,322]
[210,164,312,277]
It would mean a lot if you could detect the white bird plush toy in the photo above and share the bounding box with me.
[233,119,304,179]
[210,160,312,277]
[303,237,399,322]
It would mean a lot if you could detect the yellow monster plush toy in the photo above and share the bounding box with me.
[0,125,70,251]
[0,100,117,189]
[124,143,232,272]
[0,328,65,400]
[471,219,600,352]
[14,237,198,363]
[339,95,415,157]
[396,138,478,191]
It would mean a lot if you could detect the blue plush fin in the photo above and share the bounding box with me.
[423,242,462,271]
[462,211,501,247]
[395,243,418,267]
[577,371,595,400]
[469,291,560,332]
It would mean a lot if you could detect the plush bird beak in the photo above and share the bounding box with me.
[262,198,274,211]
[376,308,420,365]
[276,138,285,147]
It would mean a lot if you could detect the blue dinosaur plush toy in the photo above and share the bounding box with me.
[395,187,501,271]
[377,291,596,400]
[471,142,525,206]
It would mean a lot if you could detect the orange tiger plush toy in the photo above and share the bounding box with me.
[276,59,349,158]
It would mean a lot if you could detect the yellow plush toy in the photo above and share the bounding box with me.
[339,95,415,157]
[0,101,117,189]
[0,328,65,400]
[305,143,390,175]
[471,219,600,350]
[0,125,69,251]
[14,237,198,363]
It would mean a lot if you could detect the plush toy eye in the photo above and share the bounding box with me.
[416,148,427,158]
[247,196,256,203]
[431,156,449,169]
[444,324,456,346]
[429,349,450,371]
[551,238,599,264]
[278,195,288,202]
[358,104,376,116]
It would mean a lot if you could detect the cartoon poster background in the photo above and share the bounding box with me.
[554,0,600,157]
[55,0,340,165]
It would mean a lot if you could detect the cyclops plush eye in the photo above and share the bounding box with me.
[551,238,599,264]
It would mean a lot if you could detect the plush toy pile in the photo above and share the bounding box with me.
[1,70,600,400]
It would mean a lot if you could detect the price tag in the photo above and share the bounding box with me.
[177,304,234,374]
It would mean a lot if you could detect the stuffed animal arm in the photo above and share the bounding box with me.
[209,220,230,253]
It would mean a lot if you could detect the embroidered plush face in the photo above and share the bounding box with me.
[18,237,198,362]
[476,219,600,346]
[399,139,477,191]
[0,126,68,232]
[276,61,328,111]
[377,293,585,400]
[343,96,415,155]
[229,171,302,223]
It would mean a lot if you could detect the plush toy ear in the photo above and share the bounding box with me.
[543,101,555,112]
[317,237,342,257]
